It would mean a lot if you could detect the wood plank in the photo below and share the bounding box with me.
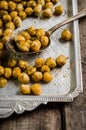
[0,103,62,130]
[64,0,86,130]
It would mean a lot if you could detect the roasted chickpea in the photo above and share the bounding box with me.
[37,0,45,6]
[2,36,10,45]
[25,7,33,16]
[36,28,45,38]
[3,29,13,36]
[51,0,59,4]
[21,31,30,40]
[27,26,36,36]
[41,65,50,72]
[4,67,12,79]
[27,1,36,8]
[16,4,24,12]
[18,72,30,83]
[10,11,18,19]
[56,54,66,66]
[27,65,36,75]
[19,84,31,95]
[41,35,49,47]
[61,29,72,41]
[42,72,53,82]
[42,8,53,18]
[30,40,41,52]
[45,57,56,69]
[3,14,12,23]
[5,22,15,30]
[0,29,3,37]
[0,10,8,18]
[8,58,17,68]
[8,1,16,11]
[55,5,64,15]
[0,77,8,88]
[13,16,21,28]
[0,42,4,50]
[19,11,27,20]
[34,4,42,16]
[45,2,54,9]
[31,83,42,95]
[21,1,27,7]
[0,19,3,28]
[14,34,25,42]
[32,71,42,82]
[18,60,29,70]
[12,67,21,78]
[35,57,45,68]
[0,66,4,76]
[0,1,8,10]
[16,41,30,52]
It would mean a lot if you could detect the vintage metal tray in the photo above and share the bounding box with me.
[0,0,83,118]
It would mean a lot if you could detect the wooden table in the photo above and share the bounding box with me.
[0,0,86,130]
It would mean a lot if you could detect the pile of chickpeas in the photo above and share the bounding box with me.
[0,54,66,95]
[14,26,49,52]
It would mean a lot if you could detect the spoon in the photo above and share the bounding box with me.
[6,8,86,55]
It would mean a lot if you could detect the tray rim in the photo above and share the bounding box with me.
[0,0,83,118]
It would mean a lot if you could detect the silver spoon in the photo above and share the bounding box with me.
[6,9,86,55]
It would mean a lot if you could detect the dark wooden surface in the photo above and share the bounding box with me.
[0,0,86,130]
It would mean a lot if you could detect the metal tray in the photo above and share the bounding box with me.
[0,0,83,118]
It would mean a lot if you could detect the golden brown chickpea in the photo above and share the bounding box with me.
[12,67,21,78]
[21,31,30,40]
[8,58,17,68]
[33,4,42,16]
[3,29,13,36]
[36,28,45,38]
[45,57,56,69]
[35,57,45,68]
[13,16,21,28]
[41,35,49,47]
[61,29,72,41]
[0,1,8,10]
[3,14,12,23]
[0,29,3,37]
[42,8,53,18]
[41,65,50,72]
[18,72,30,84]
[4,67,12,79]
[27,65,36,75]
[45,2,54,9]
[27,26,36,36]
[30,40,41,52]
[21,1,27,7]
[19,84,31,95]
[0,77,8,88]
[2,36,10,45]
[8,1,16,11]
[15,34,25,42]
[16,3,24,12]
[10,11,18,19]
[16,41,30,52]
[31,83,42,95]
[51,0,59,4]
[42,72,53,82]
[0,10,8,18]
[56,54,66,66]
[37,0,45,6]
[18,60,29,70]
[0,19,3,28]
[55,5,64,15]
[0,42,4,50]
[0,66,4,76]
[32,71,42,82]
[5,22,15,30]
[27,1,36,8]
[25,7,33,16]
[19,11,27,20]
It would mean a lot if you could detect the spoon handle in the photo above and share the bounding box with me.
[48,8,86,35]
